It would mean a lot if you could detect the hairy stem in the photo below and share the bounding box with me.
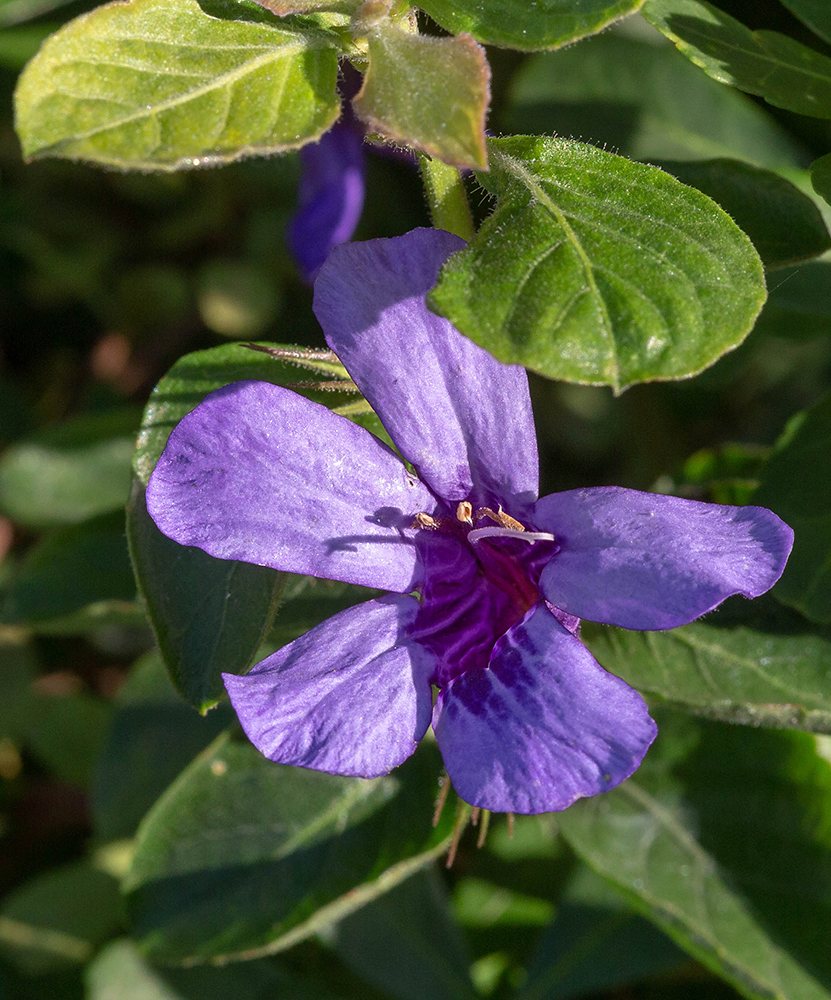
[418,153,475,241]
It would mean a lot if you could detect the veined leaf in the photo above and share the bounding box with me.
[643,0,831,120]
[125,732,453,962]
[429,136,766,392]
[14,0,340,169]
[507,32,808,169]
[353,23,489,170]
[584,596,831,733]
[559,712,831,1000]
[417,0,645,52]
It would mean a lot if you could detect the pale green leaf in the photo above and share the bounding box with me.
[353,23,489,170]
[14,0,340,169]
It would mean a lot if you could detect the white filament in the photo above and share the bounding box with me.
[468,527,556,546]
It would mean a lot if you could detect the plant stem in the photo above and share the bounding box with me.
[418,154,475,241]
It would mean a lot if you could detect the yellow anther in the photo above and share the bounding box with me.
[412,512,438,530]
[477,506,526,531]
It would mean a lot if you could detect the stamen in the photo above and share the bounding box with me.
[507,812,515,839]
[412,512,439,530]
[477,506,527,531]
[456,501,473,524]
[433,774,451,827]
[446,802,469,868]
[468,526,555,546]
[476,809,491,848]
[470,806,481,827]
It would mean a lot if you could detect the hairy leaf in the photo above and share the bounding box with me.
[430,136,765,392]
[15,0,340,169]
[353,23,489,170]
[417,0,645,52]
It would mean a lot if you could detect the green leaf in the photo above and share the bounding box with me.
[127,485,284,713]
[656,158,830,268]
[332,869,477,1000]
[584,595,831,733]
[519,866,686,1000]
[0,634,36,738]
[755,261,831,339]
[132,342,367,484]
[811,152,831,206]
[643,0,831,120]
[507,32,808,169]
[21,689,113,787]
[0,511,139,631]
[86,938,353,1000]
[558,712,831,1000]
[0,24,53,69]
[0,411,137,528]
[675,441,770,506]
[429,136,766,392]
[353,23,489,170]
[92,651,234,841]
[0,861,123,975]
[125,732,453,963]
[416,0,645,52]
[14,0,340,169]
[128,341,377,711]
[779,0,831,47]
[754,392,831,623]
[267,574,381,648]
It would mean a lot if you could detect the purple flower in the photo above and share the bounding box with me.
[146,228,794,815]
[287,121,366,283]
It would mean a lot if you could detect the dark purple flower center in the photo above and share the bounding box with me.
[411,503,560,687]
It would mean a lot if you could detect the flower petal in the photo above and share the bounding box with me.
[313,229,538,514]
[433,602,656,814]
[535,486,794,630]
[223,595,435,778]
[146,380,436,592]
[287,123,366,283]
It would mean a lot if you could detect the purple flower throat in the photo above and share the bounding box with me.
[412,501,570,687]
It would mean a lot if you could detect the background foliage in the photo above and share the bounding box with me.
[2,0,831,998]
